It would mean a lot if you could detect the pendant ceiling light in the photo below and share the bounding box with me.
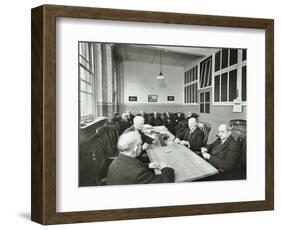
[157,51,166,80]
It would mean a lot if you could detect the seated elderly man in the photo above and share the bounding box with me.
[124,115,155,146]
[174,117,204,152]
[124,116,155,163]
[119,113,131,134]
[126,110,135,125]
[106,131,175,185]
[201,124,241,180]
[149,112,164,126]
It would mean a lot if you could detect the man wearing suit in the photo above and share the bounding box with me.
[149,112,164,126]
[126,110,135,125]
[201,124,241,180]
[124,116,155,163]
[119,113,131,134]
[174,117,204,152]
[106,131,175,185]
[140,110,149,124]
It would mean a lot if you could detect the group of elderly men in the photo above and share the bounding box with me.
[106,115,241,185]
[111,110,198,135]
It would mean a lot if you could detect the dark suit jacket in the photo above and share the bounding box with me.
[106,154,175,185]
[149,115,164,126]
[119,120,131,134]
[207,135,240,172]
[182,127,204,151]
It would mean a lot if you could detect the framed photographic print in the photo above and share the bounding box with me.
[129,96,138,102]
[148,95,158,102]
[167,96,175,101]
[31,4,274,225]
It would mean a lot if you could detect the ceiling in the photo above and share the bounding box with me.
[114,44,219,67]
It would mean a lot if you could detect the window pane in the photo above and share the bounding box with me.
[192,68,194,81]
[185,86,189,103]
[229,69,237,101]
[229,49,238,65]
[186,85,189,103]
[195,66,198,80]
[242,49,247,61]
[208,59,212,86]
[200,63,205,88]
[205,103,210,113]
[205,91,210,102]
[80,81,92,93]
[184,72,186,84]
[190,85,193,103]
[192,84,195,103]
[184,86,186,103]
[222,48,229,69]
[204,60,210,87]
[200,103,204,113]
[200,92,204,103]
[242,66,247,101]
[214,75,220,102]
[189,85,192,103]
[80,92,93,117]
[195,83,198,102]
[215,51,221,71]
[221,72,228,102]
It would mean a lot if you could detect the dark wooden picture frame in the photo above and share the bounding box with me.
[31,4,274,225]
[129,96,138,102]
[148,95,158,102]
[167,96,175,101]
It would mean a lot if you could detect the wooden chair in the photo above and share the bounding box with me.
[230,127,247,180]
[197,122,212,146]
[230,119,246,132]
[96,125,120,158]
[79,133,112,186]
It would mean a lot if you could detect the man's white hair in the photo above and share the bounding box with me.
[117,131,141,153]
[188,117,197,123]
[121,113,128,119]
[133,115,144,124]
[219,124,232,131]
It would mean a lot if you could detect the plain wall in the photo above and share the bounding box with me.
[122,61,184,113]
[1,0,280,230]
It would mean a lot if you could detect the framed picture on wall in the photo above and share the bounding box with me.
[167,96,175,101]
[31,4,274,225]
[148,95,158,102]
[129,96,138,102]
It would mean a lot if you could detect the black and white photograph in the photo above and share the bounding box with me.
[78,42,247,186]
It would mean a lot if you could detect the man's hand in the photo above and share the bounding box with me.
[201,147,208,153]
[142,142,149,150]
[180,140,190,147]
[148,162,161,169]
[202,152,211,160]
[174,138,180,144]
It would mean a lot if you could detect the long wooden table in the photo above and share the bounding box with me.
[145,126,218,182]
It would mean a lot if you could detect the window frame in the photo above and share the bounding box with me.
[79,42,96,123]
[199,56,212,90]
[212,49,247,106]
[184,65,198,105]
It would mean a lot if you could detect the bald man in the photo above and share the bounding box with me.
[201,124,241,180]
[106,131,175,185]
[175,117,204,152]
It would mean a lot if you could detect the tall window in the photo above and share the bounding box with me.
[184,66,198,104]
[200,91,211,114]
[79,42,94,122]
[214,48,247,103]
[199,56,212,89]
